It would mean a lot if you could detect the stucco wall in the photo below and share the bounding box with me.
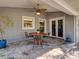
[46,12,74,41]
[0,7,45,43]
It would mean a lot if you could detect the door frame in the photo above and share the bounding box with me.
[75,16,79,43]
[49,16,65,39]
[38,18,47,33]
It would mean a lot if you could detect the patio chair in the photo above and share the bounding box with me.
[24,32,33,40]
[43,34,49,45]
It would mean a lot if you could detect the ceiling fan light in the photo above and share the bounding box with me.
[36,12,41,15]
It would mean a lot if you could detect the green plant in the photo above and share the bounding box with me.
[0,16,13,39]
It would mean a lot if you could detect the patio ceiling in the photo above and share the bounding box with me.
[65,0,79,12]
[0,0,59,12]
[0,0,78,15]
[40,0,79,16]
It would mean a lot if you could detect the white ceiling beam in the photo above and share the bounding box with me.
[40,0,79,15]
[53,0,79,15]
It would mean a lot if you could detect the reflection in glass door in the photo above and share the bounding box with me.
[52,21,56,36]
[39,22,44,32]
[58,20,63,37]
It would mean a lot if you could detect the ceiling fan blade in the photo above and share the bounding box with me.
[40,9,47,11]
[39,9,47,13]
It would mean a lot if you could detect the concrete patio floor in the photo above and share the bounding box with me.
[0,37,78,59]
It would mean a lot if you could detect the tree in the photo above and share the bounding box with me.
[0,16,13,39]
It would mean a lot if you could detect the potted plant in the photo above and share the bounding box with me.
[0,16,13,48]
[37,29,40,33]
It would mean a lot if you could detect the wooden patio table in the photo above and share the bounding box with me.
[29,32,47,36]
[29,32,48,48]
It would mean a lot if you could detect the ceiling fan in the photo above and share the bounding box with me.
[33,4,47,15]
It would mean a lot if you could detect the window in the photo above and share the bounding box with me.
[22,16,35,30]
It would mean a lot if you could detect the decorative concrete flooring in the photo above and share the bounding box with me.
[0,38,78,59]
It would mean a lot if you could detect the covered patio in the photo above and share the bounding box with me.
[0,37,76,59]
[0,0,79,59]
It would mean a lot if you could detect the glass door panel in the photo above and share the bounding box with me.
[58,20,63,37]
[39,22,44,32]
[52,21,56,36]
